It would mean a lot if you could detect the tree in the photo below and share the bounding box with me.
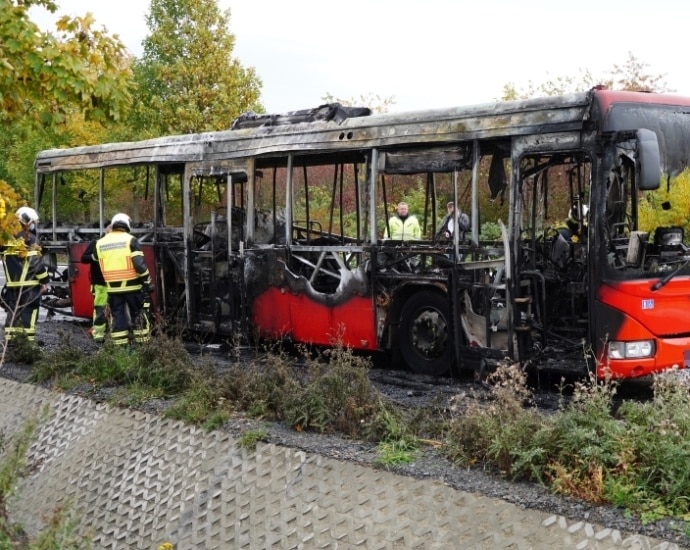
[322,92,396,114]
[132,0,263,136]
[0,0,134,126]
[500,52,670,100]
[501,69,596,101]
[608,51,670,93]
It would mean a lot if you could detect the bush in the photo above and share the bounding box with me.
[32,332,194,400]
[443,363,543,476]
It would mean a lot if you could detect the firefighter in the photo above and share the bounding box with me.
[1,206,49,344]
[92,213,154,346]
[80,222,111,342]
[551,203,589,268]
[557,204,589,243]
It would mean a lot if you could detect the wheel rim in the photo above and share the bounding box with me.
[409,307,448,359]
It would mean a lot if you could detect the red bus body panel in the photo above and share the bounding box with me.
[595,89,690,111]
[251,287,378,351]
[596,278,690,378]
[67,242,157,320]
[67,242,93,319]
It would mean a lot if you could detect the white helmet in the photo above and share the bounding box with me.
[16,206,39,225]
[568,204,589,225]
[111,212,132,231]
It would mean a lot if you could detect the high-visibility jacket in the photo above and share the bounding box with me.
[384,214,421,240]
[94,230,150,292]
[1,233,48,288]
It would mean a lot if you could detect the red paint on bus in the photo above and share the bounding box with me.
[252,287,378,351]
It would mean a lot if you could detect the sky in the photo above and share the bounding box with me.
[28,0,690,114]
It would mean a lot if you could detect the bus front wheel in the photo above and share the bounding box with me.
[398,291,451,376]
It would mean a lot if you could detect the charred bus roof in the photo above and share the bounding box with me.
[34,92,601,174]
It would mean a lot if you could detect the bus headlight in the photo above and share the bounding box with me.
[608,340,655,359]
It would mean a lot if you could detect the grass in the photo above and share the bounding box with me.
[375,439,418,466]
[31,333,194,401]
[238,427,268,451]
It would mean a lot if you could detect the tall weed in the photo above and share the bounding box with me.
[606,370,690,520]
[542,374,623,503]
[443,363,543,476]
[279,344,377,435]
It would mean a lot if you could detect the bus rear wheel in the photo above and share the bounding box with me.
[398,290,451,376]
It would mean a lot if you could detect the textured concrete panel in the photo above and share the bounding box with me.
[0,379,682,549]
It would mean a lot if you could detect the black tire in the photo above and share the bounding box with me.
[398,290,451,376]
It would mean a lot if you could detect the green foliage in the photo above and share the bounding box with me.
[606,371,690,522]
[169,340,384,438]
[237,427,268,451]
[6,333,42,366]
[131,0,263,136]
[201,410,230,432]
[135,334,195,393]
[443,364,544,476]
[24,503,89,549]
[0,413,39,511]
[24,318,690,529]
[442,363,690,524]
[0,2,134,199]
[638,169,690,240]
[217,350,298,421]
[29,331,88,385]
[0,0,133,126]
[375,438,417,467]
[370,404,419,467]
[164,362,229,427]
[0,122,52,198]
[364,399,412,441]
[536,376,623,503]
[0,414,39,547]
[479,221,502,241]
[31,332,194,399]
[501,51,670,100]
[279,344,377,435]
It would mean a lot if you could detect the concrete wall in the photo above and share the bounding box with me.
[0,379,680,549]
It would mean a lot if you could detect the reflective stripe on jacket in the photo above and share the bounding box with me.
[2,248,48,288]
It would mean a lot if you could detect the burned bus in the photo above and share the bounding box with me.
[33,87,690,379]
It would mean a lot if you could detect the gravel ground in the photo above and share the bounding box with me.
[2,315,689,548]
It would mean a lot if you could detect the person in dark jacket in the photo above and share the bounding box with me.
[436,202,470,261]
[1,207,49,343]
[436,201,470,242]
